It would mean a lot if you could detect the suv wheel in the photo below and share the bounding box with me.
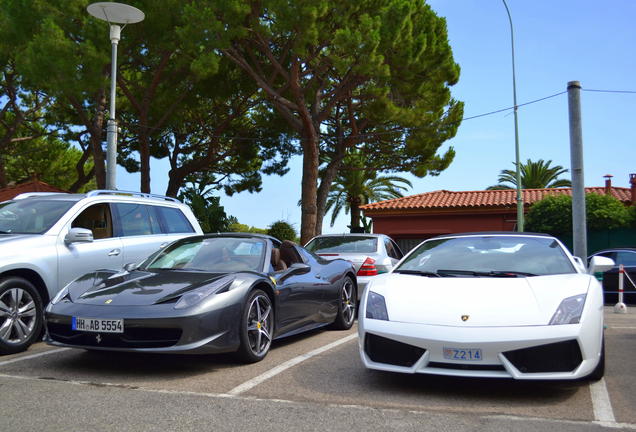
[0,277,43,355]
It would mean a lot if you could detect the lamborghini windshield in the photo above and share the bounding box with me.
[145,237,266,273]
[395,235,576,277]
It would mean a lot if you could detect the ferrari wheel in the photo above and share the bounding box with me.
[0,277,43,355]
[236,289,274,363]
[331,276,356,330]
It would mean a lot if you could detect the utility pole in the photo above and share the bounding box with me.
[567,81,587,261]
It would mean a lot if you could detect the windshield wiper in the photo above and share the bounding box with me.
[436,269,536,277]
[393,269,443,277]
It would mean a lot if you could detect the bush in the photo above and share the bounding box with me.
[267,220,297,242]
[227,222,268,234]
[525,193,631,235]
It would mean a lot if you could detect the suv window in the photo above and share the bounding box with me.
[71,203,114,239]
[0,199,75,234]
[113,203,161,237]
[156,206,195,234]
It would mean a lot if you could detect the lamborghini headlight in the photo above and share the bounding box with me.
[549,294,586,325]
[365,291,389,321]
[174,275,235,310]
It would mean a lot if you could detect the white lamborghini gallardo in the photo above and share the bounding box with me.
[358,232,615,380]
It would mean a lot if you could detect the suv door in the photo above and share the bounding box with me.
[57,202,124,289]
[112,203,196,266]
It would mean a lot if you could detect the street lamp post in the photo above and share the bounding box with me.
[501,0,524,232]
[87,2,144,190]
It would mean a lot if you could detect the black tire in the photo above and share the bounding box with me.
[331,276,356,330]
[0,277,44,355]
[587,337,605,381]
[235,289,274,363]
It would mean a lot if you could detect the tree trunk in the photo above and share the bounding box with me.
[139,111,151,193]
[91,91,107,189]
[349,196,362,230]
[0,158,7,189]
[300,130,320,244]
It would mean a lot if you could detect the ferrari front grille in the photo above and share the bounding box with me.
[364,333,426,367]
[502,339,583,373]
[47,322,182,348]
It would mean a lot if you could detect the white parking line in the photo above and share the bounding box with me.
[225,333,357,396]
[590,378,616,424]
[0,348,70,367]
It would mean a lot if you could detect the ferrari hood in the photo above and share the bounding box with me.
[371,273,591,327]
[70,271,229,306]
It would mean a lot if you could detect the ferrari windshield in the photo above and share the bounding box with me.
[0,199,76,234]
[305,236,377,253]
[145,236,266,273]
[395,235,576,276]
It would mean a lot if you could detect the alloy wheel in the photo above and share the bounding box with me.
[0,287,37,345]
[340,278,356,327]
[246,293,273,357]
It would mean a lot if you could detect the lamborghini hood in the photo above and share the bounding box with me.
[69,270,229,306]
[371,273,592,327]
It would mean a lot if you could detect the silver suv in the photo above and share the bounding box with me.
[0,190,203,354]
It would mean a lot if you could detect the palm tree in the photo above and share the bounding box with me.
[487,159,571,190]
[326,153,412,231]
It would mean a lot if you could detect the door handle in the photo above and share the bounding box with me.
[108,249,121,256]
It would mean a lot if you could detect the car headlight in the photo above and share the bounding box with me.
[549,294,586,325]
[365,291,389,321]
[174,275,235,310]
[50,286,70,305]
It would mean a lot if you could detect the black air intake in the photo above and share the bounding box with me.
[364,333,425,367]
[503,339,582,373]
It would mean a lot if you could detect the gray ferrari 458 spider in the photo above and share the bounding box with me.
[45,233,357,362]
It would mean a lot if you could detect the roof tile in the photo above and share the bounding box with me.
[361,187,632,212]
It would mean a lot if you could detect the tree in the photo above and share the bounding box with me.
[525,193,631,235]
[184,0,462,243]
[487,159,571,190]
[268,221,297,243]
[178,183,233,233]
[326,151,412,230]
[5,136,96,192]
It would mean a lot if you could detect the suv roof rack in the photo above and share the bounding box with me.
[12,192,68,200]
[86,190,181,203]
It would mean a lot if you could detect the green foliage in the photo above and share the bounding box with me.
[488,159,571,190]
[227,222,268,235]
[5,137,96,192]
[586,193,631,231]
[267,221,297,242]
[525,193,632,235]
[525,195,573,235]
[326,150,412,229]
[178,186,233,233]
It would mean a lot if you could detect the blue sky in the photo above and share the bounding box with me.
[118,0,636,236]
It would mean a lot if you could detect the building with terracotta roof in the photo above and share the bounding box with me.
[361,174,636,252]
[0,179,67,202]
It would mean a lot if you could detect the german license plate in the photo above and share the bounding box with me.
[443,347,482,361]
[72,317,124,333]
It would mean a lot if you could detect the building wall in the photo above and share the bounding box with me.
[370,210,518,252]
